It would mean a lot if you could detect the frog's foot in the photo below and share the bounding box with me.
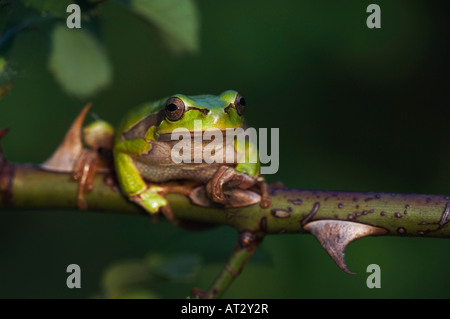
[206,166,262,206]
[130,185,179,226]
[72,149,104,210]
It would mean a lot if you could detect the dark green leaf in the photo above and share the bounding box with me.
[146,252,201,281]
[22,0,73,18]
[101,260,151,295]
[112,0,200,54]
[48,24,112,98]
[0,1,12,35]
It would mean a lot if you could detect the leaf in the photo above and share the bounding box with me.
[101,260,151,295]
[0,1,12,35]
[48,24,112,98]
[22,0,74,18]
[146,252,201,282]
[100,253,200,298]
[112,0,200,54]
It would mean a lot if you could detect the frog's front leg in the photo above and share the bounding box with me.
[73,149,103,210]
[73,120,115,210]
[114,139,177,224]
[206,165,271,208]
[206,137,271,208]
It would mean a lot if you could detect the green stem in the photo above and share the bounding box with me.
[1,163,449,298]
[1,165,449,238]
[199,233,261,299]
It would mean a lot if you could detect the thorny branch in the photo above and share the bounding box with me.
[0,127,449,298]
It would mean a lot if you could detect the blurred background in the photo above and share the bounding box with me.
[0,0,448,298]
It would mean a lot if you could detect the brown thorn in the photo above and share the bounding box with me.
[41,103,92,172]
[304,220,388,274]
[225,189,261,208]
[438,203,450,228]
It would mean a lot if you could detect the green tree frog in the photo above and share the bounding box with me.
[57,90,270,222]
[113,90,270,220]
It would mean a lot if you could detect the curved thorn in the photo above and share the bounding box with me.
[41,103,92,172]
[304,220,388,274]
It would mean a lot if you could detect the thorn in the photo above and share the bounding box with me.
[304,220,387,274]
[190,186,261,208]
[439,203,450,229]
[225,189,261,208]
[41,103,92,172]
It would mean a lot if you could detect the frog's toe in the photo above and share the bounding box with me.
[206,167,232,204]
[205,182,226,205]
[73,149,104,210]
[206,166,259,205]
[160,204,179,226]
[131,186,167,214]
[130,186,181,225]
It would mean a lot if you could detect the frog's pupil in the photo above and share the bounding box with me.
[167,103,178,112]
[239,97,246,106]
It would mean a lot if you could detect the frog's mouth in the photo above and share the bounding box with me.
[156,130,235,142]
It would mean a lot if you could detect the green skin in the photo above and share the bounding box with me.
[112,90,261,214]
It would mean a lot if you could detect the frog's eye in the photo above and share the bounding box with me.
[165,97,185,121]
[234,93,246,116]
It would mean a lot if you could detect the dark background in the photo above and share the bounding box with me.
[0,0,448,298]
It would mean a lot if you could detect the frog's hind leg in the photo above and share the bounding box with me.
[114,146,179,225]
[131,184,181,225]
